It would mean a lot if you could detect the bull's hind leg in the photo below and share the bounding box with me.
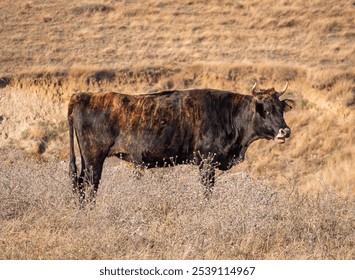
[79,149,109,206]
[84,158,105,205]
[74,160,105,206]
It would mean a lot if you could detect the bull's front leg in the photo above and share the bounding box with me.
[199,162,216,200]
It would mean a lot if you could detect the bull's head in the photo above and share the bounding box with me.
[251,82,294,143]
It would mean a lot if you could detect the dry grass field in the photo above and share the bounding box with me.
[0,0,354,259]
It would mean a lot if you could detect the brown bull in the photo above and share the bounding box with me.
[68,83,294,203]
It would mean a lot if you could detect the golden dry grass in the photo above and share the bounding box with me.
[1,149,354,260]
[0,0,354,259]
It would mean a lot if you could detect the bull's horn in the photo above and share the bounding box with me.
[278,81,288,97]
[251,83,256,91]
[251,82,258,95]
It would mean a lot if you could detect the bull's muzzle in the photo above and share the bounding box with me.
[274,127,291,143]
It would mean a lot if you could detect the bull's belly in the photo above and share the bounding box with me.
[108,138,193,167]
[110,149,193,167]
[108,133,244,169]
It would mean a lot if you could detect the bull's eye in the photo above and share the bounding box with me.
[264,110,270,116]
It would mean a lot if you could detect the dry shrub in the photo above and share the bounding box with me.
[0,150,354,260]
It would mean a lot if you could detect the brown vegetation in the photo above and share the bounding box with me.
[1,149,354,259]
[0,0,354,259]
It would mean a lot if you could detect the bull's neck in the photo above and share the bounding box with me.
[231,94,261,153]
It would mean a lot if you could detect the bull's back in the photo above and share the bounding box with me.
[69,89,235,165]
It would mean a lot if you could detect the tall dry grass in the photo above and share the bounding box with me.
[0,149,354,260]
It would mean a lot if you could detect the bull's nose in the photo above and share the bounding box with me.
[275,127,291,143]
[279,127,291,138]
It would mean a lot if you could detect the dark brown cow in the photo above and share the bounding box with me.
[68,83,294,203]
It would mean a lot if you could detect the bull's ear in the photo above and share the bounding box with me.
[283,99,295,112]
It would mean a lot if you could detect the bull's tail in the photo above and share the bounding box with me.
[68,98,78,192]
